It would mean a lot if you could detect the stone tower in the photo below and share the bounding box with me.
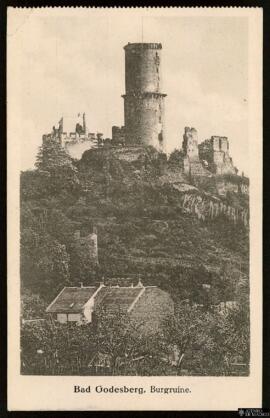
[74,228,98,264]
[182,127,210,178]
[182,127,199,161]
[122,43,166,151]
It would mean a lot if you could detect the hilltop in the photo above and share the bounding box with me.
[20,143,249,308]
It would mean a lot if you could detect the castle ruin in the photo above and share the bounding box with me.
[198,136,237,175]
[182,127,212,178]
[42,113,105,159]
[41,41,245,193]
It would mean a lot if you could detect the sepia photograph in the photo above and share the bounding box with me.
[7,7,262,411]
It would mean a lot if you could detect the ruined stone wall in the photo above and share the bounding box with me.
[199,136,237,175]
[112,126,125,146]
[74,230,98,264]
[220,137,229,152]
[182,127,211,178]
[123,43,166,151]
[213,151,225,167]
[42,114,101,160]
[215,179,239,196]
[198,139,213,166]
[179,192,249,227]
[64,140,94,159]
[239,182,249,195]
[182,127,199,160]
[42,131,101,160]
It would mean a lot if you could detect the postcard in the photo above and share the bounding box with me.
[7,6,262,411]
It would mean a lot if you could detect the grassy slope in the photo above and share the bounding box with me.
[21,147,249,304]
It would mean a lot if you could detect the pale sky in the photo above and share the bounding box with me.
[8,9,249,174]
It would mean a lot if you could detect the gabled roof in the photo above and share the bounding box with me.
[93,286,143,313]
[46,287,97,313]
[46,283,158,315]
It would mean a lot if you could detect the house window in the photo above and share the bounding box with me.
[68,313,81,322]
[57,313,67,323]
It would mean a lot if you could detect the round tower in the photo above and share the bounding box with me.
[122,43,166,151]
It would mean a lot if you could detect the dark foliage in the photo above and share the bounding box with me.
[20,145,250,375]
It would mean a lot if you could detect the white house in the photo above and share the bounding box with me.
[46,281,174,334]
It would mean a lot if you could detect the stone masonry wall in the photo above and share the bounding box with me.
[199,136,237,175]
[182,127,212,178]
[123,43,166,151]
[124,93,165,150]
[73,230,98,264]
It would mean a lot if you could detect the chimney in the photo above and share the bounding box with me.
[137,279,143,288]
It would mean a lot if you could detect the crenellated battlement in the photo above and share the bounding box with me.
[124,42,162,50]
[41,41,246,197]
[42,114,107,159]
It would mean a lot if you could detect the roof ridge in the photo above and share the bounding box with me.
[64,286,97,289]
[103,286,144,289]
[83,284,105,308]
[46,286,67,312]
[127,287,146,313]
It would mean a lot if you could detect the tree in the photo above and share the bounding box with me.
[161,302,249,376]
[21,291,47,319]
[92,307,149,375]
[213,305,250,370]
[20,308,162,376]
[161,304,216,375]
[34,139,79,195]
[21,231,70,298]
[21,319,96,375]
[35,139,74,172]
